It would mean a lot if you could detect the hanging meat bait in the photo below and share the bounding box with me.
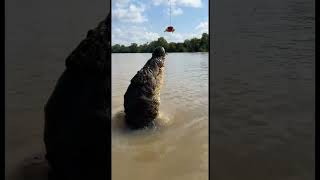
[164,0,175,33]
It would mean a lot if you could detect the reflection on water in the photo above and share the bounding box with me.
[112,53,208,180]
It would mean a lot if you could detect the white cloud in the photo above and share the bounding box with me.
[153,0,202,8]
[112,26,160,45]
[153,0,164,6]
[195,21,208,33]
[172,7,183,15]
[113,3,147,23]
[112,22,208,45]
[163,32,189,42]
[162,31,203,43]
[167,6,183,16]
[162,22,208,43]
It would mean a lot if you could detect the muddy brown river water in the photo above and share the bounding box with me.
[112,53,209,180]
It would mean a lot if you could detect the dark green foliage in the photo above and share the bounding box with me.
[112,33,209,53]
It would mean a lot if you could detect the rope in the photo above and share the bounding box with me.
[169,0,171,25]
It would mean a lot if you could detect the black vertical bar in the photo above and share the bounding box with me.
[208,0,211,180]
[108,0,112,179]
[1,0,5,178]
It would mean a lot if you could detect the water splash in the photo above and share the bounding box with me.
[112,110,172,134]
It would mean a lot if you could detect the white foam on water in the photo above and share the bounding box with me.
[112,110,173,133]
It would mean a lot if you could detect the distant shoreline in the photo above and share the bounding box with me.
[112,33,208,53]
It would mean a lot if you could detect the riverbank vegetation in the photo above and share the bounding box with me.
[112,33,208,53]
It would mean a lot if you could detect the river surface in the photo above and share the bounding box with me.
[210,0,315,179]
[5,0,108,179]
[112,53,209,180]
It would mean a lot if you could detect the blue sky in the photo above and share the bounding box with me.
[112,0,208,45]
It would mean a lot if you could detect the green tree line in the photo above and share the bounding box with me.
[112,33,208,53]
